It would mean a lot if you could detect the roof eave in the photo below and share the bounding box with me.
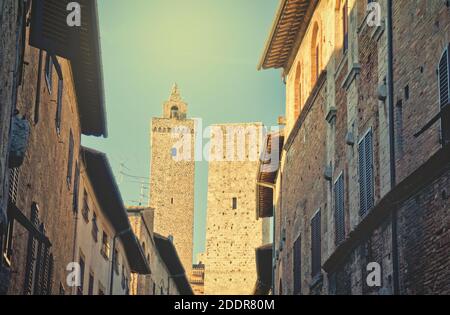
[257,0,289,71]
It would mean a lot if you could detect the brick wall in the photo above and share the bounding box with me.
[392,0,450,183]
[277,78,328,295]
[397,169,450,295]
[268,0,449,295]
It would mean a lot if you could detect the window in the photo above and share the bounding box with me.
[395,101,404,156]
[2,217,14,266]
[88,273,94,295]
[52,56,63,134]
[170,106,179,119]
[91,213,98,242]
[121,264,126,289]
[34,50,44,124]
[73,162,80,212]
[59,283,66,295]
[343,1,348,52]
[8,168,20,204]
[358,130,374,216]
[294,62,302,117]
[293,236,301,294]
[56,78,63,133]
[114,249,120,274]
[311,22,320,84]
[45,53,53,94]
[82,190,89,222]
[232,197,237,210]
[334,174,345,245]
[311,210,321,277]
[98,283,105,295]
[78,256,85,295]
[101,232,110,259]
[67,130,74,187]
[438,44,450,145]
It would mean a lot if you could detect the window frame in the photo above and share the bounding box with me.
[67,130,74,188]
[438,44,450,145]
[101,232,110,260]
[52,56,64,134]
[343,0,349,53]
[293,235,302,294]
[358,128,375,217]
[44,53,53,94]
[334,172,346,245]
[232,197,237,210]
[310,209,322,278]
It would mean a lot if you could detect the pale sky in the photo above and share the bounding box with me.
[82,0,285,262]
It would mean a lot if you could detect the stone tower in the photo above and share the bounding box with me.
[204,123,270,295]
[150,84,195,274]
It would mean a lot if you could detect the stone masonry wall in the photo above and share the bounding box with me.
[0,0,19,230]
[7,23,82,294]
[0,0,20,294]
[150,115,195,276]
[204,123,269,295]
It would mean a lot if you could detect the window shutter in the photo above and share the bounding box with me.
[334,174,345,245]
[73,162,80,212]
[293,236,302,294]
[23,205,40,295]
[439,45,449,109]
[359,139,367,216]
[439,45,450,145]
[359,131,374,216]
[29,0,80,60]
[67,131,74,185]
[8,168,20,204]
[365,131,374,211]
[40,244,51,295]
[311,211,321,277]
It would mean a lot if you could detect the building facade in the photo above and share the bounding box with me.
[0,0,26,293]
[190,259,205,295]
[128,206,192,295]
[1,0,108,295]
[259,0,449,295]
[149,84,195,275]
[204,123,270,295]
[73,148,150,296]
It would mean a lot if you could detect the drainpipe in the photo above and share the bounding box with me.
[109,228,131,295]
[386,0,400,295]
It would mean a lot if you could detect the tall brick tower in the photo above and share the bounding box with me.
[204,123,270,295]
[150,84,195,274]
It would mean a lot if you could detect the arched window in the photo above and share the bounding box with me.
[294,62,302,118]
[311,22,320,84]
[170,106,179,119]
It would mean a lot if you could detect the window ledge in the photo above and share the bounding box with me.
[341,64,361,91]
[335,53,349,80]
